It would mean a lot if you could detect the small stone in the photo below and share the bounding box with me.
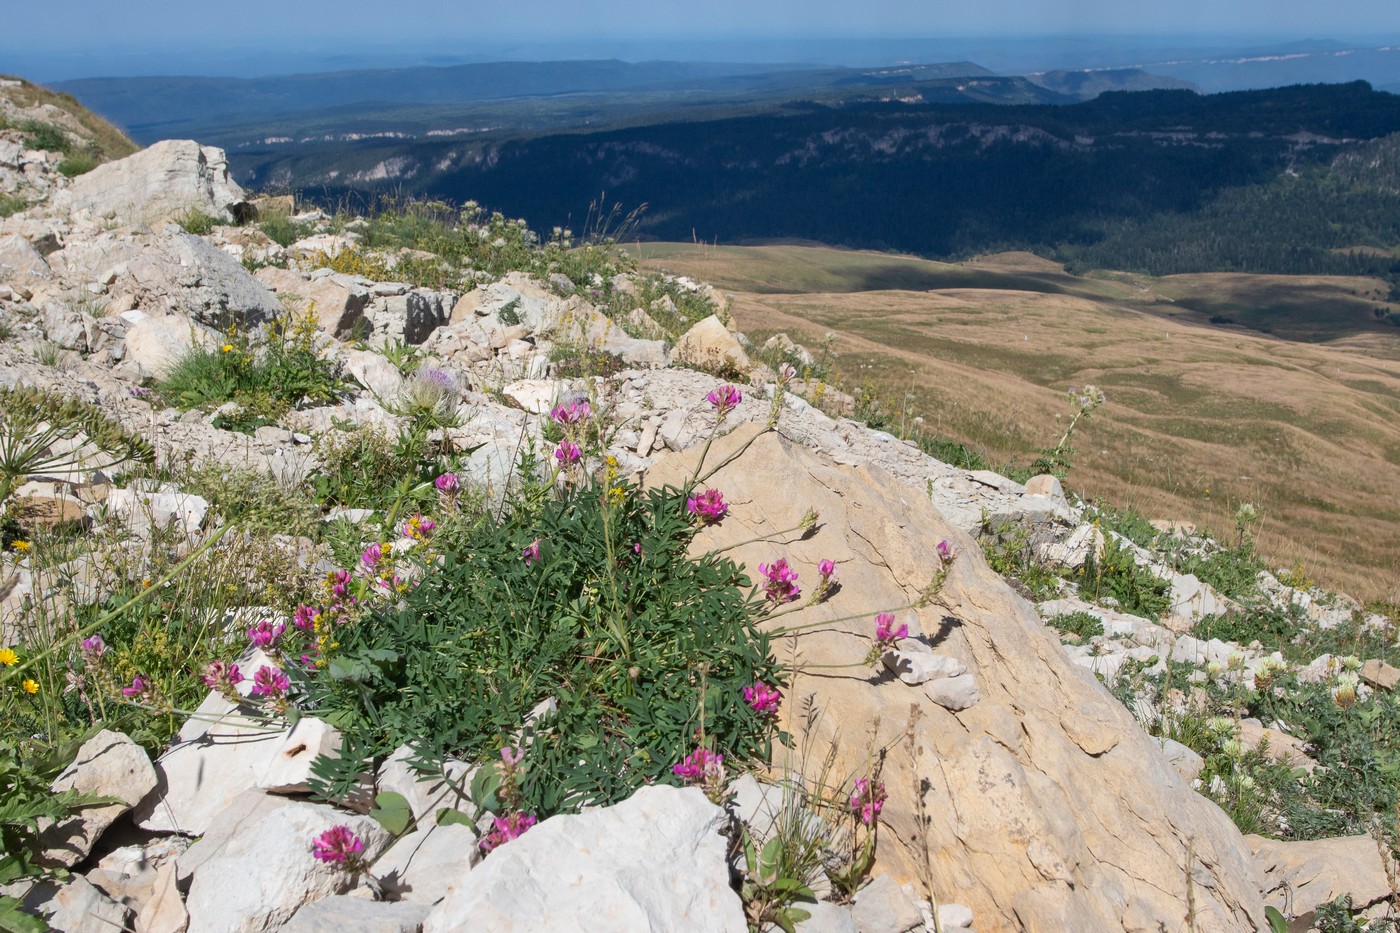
[937,902,976,930]
[795,900,860,933]
[851,872,923,933]
[1361,659,1400,691]
[923,672,980,711]
[36,876,133,933]
[282,895,431,933]
[373,822,480,905]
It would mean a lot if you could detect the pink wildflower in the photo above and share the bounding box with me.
[121,675,150,698]
[874,612,909,650]
[329,568,352,600]
[293,604,318,631]
[686,488,728,524]
[251,665,290,698]
[758,558,800,603]
[849,778,887,826]
[403,514,436,540]
[777,362,798,385]
[554,441,581,465]
[81,635,106,660]
[247,619,286,649]
[672,746,726,793]
[937,539,959,562]
[500,745,525,769]
[522,539,541,565]
[818,559,835,578]
[311,825,365,865]
[202,660,243,689]
[479,812,538,853]
[743,681,782,717]
[360,543,385,570]
[549,399,592,425]
[706,384,742,417]
[435,472,460,495]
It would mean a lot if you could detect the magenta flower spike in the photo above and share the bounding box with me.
[758,558,801,603]
[121,675,150,698]
[874,612,909,650]
[522,539,541,565]
[479,812,538,853]
[686,488,729,524]
[549,399,592,425]
[706,384,742,418]
[554,441,582,465]
[777,362,798,385]
[293,604,318,631]
[672,746,725,785]
[81,634,106,659]
[201,660,243,689]
[360,543,384,570]
[247,619,286,649]
[849,778,887,826]
[743,681,782,717]
[311,825,365,865]
[251,665,290,698]
[435,472,460,495]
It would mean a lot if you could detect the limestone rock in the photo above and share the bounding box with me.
[0,232,50,281]
[39,730,156,867]
[422,785,744,932]
[671,315,751,371]
[282,896,431,933]
[372,822,480,905]
[796,901,860,933]
[183,801,391,933]
[1250,834,1394,922]
[645,424,1268,931]
[1361,658,1400,691]
[341,347,405,401]
[254,266,369,337]
[851,873,924,933]
[106,485,209,536]
[34,875,133,933]
[375,746,475,824]
[56,140,247,227]
[1157,737,1205,783]
[121,309,203,378]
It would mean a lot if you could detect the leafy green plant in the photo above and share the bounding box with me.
[18,121,69,154]
[0,386,154,509]
[302,475,782,819]
[310,424,440,514]
[176,209,219,236]
[0,195,29,219]
[258,212,315,248]
[1026,385,1106,480]
[0,734,117,888]
[740,832,815,933]
[980,519,1063,601]
[56,152,99,178]
[1078,535,1170,620]
[1046,610,1104,639]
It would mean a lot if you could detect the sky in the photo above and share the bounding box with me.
[10,0,1400,80]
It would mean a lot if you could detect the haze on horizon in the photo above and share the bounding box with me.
[9,0,1400,81]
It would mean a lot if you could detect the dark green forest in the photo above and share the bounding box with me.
[267,82,1400,296]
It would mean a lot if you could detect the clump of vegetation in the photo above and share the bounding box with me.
[1078,535,1171,620]
[0,194,27,219]
[56,151,99,178]
[157,312,347,433]
[17,120,69,154]
[980,519,1063,602]
[176,209,219,236]
[1046,610,1105,640]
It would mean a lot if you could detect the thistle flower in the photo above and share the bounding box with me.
[743,681,782,717]
[311,825,365,866]
[247,619,286,649]
[849,777,887,826]
[522,539,541,565]
[399,365,460,422]
[686,488,728,524]
[758,558,800,603]
[479,812,537,854]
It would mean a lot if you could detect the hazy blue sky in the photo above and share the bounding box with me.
[13,0,1400,46]
[11,1,1400,82]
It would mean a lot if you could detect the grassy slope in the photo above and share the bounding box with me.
[634,242,1400,603]
[0,75,138,161]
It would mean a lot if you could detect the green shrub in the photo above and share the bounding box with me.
[309,425,439,513]
[57,152,99,178]
[18,120,69,154]
[1180,544,1265,600]
[1046,611,1104,639]
[919,436,988,471]
[304,476,782,817]
[258,212,314,248]
[0,195,28,219]
[1078,535,1170,620]
[176,209,218,236]
[980,520,1063,601]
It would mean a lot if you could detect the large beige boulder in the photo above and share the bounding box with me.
[56,140,248,227]
[254,266,369,337]
[646,424,1267,932]
[1250,834,1395,923]
[671,314,750,372]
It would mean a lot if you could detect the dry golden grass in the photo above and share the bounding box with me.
[634,243,1400,603]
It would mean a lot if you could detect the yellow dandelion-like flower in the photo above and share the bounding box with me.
[0,648,18,666]
[222,344,234,353]
[141,577,152,588]
[21,679,39,695]
[10,540,30,553]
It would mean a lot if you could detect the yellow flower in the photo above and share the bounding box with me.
[222,344,234,353]
[21,679,38,695]
[10,540,29,553]
[0,648,17,666]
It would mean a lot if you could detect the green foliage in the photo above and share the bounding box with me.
[740,832,815,933]
[309,425,440,513]
[918,436,988,472]
[550,347,628,380]
[0,733,117,886]
[0,196,26,219]
[258,212,315,248]
[1193,599,1303,650]
[0,386,154,508]
[167,460,320,540]
[979,520,1063,602]
[1078,536,1170,620]
[157,314,346,431]
[1087,504,1161,551]
[56,152,99,178]
[1045,611,1104,639]
[17,120,69,154]
[1314,895,1400,932]
[302,477,782,818]
[176,209,219,236]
